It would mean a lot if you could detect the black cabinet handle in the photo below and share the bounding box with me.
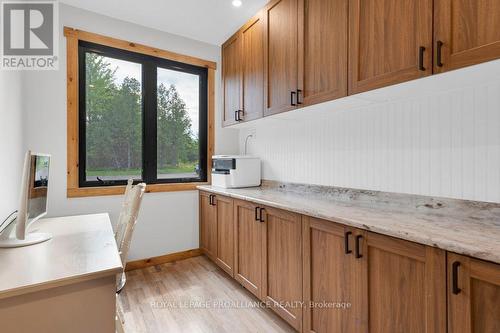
[452,261,461,295]
[259,208,265,222]
[296,89,303,104]
[255,206,260,221]
[355,235,363,259]
[209,194,213,205]
[237,109,244,121]
[436,41,444,67]
[345,231,352,254]
[290,91,296,106]
[234,110,239,122]
[419,46,426,71]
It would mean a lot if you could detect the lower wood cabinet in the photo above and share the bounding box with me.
[358,231,447,333]
[200,192,235,276]
[200,192,500,333]
[261,206,303,331]
[447,253,500,333]
[214,195,234,276]
[233,199,265,298]
[199,192,217,260]
[302,216,355,333]
[303,216,447,333]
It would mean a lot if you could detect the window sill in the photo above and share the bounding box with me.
[67,182,209,198]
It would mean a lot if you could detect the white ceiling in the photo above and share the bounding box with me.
[60,0,268,45]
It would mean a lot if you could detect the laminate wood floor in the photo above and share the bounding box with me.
[119,255,295,333]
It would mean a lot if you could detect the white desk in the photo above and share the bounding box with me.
[0,213,122,333]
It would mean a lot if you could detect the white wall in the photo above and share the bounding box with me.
[0,71,24,228]
[22,4,238,260]
[240,60,500,203]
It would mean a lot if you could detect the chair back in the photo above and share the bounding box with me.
[115,179,134,248]
[117,182,146,265]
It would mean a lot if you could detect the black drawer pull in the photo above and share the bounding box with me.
[255,207,260,221]
[296,89,303,104]
[345,231,352,254]
[452,261,461,295]
[419,46,426,71]
[436,41,444,67]
[355,235,363,259]
[290,91,296,106]
[259,208,265,222]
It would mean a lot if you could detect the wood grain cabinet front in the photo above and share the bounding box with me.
[356,231,447,333]
[303,217,447,333]
[263,0,299,116]
[297,0,348,106]
[222,34,243,126]
[348,0,433,94]
[261,206,303,331]
[302,217,357,333]
[214,195,235,276]
[434,0,500,74]
[199,191,217,260]
[233,199,266,299]
[447,253,500,333]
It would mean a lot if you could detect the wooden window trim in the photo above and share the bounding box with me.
[65,27,215,198]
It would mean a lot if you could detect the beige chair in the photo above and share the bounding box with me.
[115,180,146,333]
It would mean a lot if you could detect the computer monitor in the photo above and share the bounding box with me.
[0,151,52,248]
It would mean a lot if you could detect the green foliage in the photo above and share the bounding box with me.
[85,53,199,174]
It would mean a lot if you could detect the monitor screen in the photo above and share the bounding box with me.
[27,154,50,222]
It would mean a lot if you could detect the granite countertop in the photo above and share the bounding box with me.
[198,181,500,265]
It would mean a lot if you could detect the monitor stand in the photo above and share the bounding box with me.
[0,232,52,248]
[0,217,52,248]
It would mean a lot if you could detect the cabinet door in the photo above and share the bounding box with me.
[199,192,217,259]
[303,217,355,333]
[214,195,234,277]
[356,231,446,333]
[348,0,433,94]
[434,0,500,73]
[242,12,265,122]
[297,0,348,106]
[448,253,500,333]
[222,34,242,126]
[261,206,303,331]
[264,0,298,116]
[234,200,265,298]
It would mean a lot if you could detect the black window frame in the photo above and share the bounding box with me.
[78,41,208,187]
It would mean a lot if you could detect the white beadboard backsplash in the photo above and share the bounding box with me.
[239,60,500,203]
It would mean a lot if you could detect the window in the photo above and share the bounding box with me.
[78,41,208,188]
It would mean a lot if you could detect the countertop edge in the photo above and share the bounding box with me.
[0,265,123,300]
[197,186,500,265]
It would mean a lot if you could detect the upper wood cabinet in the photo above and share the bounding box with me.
[242,13,265,122]
[297,0,348,106]
[348,0,433,94]
[447,253,500,333]
[199,192,217,259]
[264,0,299,116]
[222,0,500,125]
[222,34,242,126]
[233,199,265,299]
[214,195,235,277]
[357,231,447,333]
[434,0,500,73]
[261,206,303,331]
